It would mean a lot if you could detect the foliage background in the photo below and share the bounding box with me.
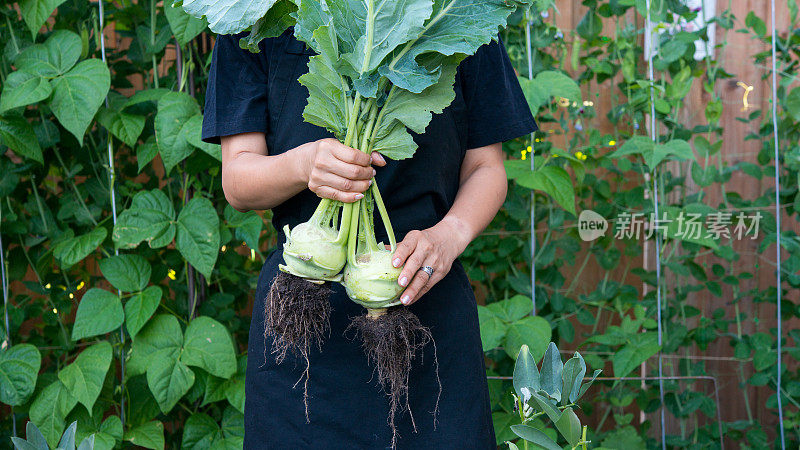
[0,0,798,448]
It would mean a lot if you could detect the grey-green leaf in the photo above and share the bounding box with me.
[176,197,220,278]
[513,344,540,399]
[57,342,112,416]
[125,286,163,338]
[561,353,587,405]
[0,344,41,406]
[182,316,237,379]
[510,424,561,450]
[0,71,53,113]
[72,288,124,340]
[180,0,280,34]
[98,254,152,292]
[49,59,111,142]
[539,342,563,402]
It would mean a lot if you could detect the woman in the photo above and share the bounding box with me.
[202,27,536,449]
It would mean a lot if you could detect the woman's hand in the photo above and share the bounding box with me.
[391,217,472,306]
[302,138,386,203]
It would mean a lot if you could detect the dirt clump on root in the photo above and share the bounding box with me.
[264,271,332,421]
[346,307,440,449]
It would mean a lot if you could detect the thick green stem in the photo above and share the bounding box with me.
[370,183,396,250]
[150,0,159,88]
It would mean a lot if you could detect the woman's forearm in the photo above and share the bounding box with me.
[222,140,313,211]
[435,144,508,254]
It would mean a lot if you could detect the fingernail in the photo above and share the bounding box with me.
[399,276,408,286]
[401,295,410,305]
[369,179,373,186]
[355,193,364,200]
[393,258,401,267]
[377,154,386,164]
[372,168,377,176]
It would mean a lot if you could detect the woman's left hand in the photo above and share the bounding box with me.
[391,218,472,305]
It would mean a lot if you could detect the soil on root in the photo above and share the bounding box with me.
[264,271,332,421]
[346,307,440,449]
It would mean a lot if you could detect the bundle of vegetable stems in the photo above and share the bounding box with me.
[267,82,435,445]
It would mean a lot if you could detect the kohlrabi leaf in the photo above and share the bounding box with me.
[179,0,284,35]
[371,58,460,159]
[298,25,349,139]
[327,0,433,97]
[239,0,298,52]
[380,0,531,93]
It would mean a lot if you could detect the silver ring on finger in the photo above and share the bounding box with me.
[419,265,434,279]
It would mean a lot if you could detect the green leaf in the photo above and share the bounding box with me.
[128,314,183,378]
[93,415,123,450]
[176,197,220,278]
[380,0,527,93]
[371,61,460,160]
[124,421,164,450]
[504,315,551,361]
[52,227,107,268]
[181,114,221,160]
[561,353,586,405]
[182,316,237,379]
[137,137,159,173]
[529,390,563,423]
[19,0,68,37]
[576,10,602,39]
[224,357,246,413]
[239,0,297,52]
[182,413,222,449]
[155,91,200,173]
[113,190,176,250]
[611,137,694,169]
[0,344,41,406]
[486,294,533,322]
[147,352,195,414]
[745,11,766,36]
[15,30,81,77]
[72,288,124,340]
[510,424,561,450]
[0,71,53,113]
[0,114,43,163]
[477,306,505,351]
[97,107,145,147]
[99,254,152,292]
[125,286,162,338]
[784,87,800,121]
[224,205,262,250]
[57,342,112,415]
[515,165,576,216]
[577,369,601,400]
[165,2,208,47]
[554,407,582,446]
[30,380,77,448]
[49,59,111,142]
[180,0,281,34]
[513,344,540,399]
[539,342,563,402]
[612,332,661,380]
[533,71,581,103]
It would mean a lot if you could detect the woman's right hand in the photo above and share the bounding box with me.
[302,138,386,202]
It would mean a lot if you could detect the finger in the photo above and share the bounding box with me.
[324,157,376,181]
[416,272,443,300]
[311,185,364,203]
[331,143,372,166]
[392,231,421,268]
[317,172,372,194]
[397,244,428,289]
[401,257,438,306]
[371,152,387,167]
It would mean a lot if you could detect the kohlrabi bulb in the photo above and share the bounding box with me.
[342,248,404,308]
[281,222,347,280]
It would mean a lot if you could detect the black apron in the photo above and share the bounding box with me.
[202,28,537,450]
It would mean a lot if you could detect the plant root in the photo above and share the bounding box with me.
[346,307,440,449]
[264,271,332,421]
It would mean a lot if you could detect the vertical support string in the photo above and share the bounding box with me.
[769,0,785,447]
[525,10,536,316]
[644,1,667,448]
[1,220,15,437]
[97,0,125,429]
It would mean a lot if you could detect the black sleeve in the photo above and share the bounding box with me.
[201,33,270,144]
[460,35,538,149]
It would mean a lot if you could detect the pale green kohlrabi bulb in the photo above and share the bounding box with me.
[279,198,349,281]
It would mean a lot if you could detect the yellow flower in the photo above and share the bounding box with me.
[168,269,177,280]
[608,140,617,146]
[221,245,227,252]
[52,308,58,314]
[68,293,74,299]
[45,283,51,289]
[575,151,588,161]
[76,281,85,290]
[526,145,532,152]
